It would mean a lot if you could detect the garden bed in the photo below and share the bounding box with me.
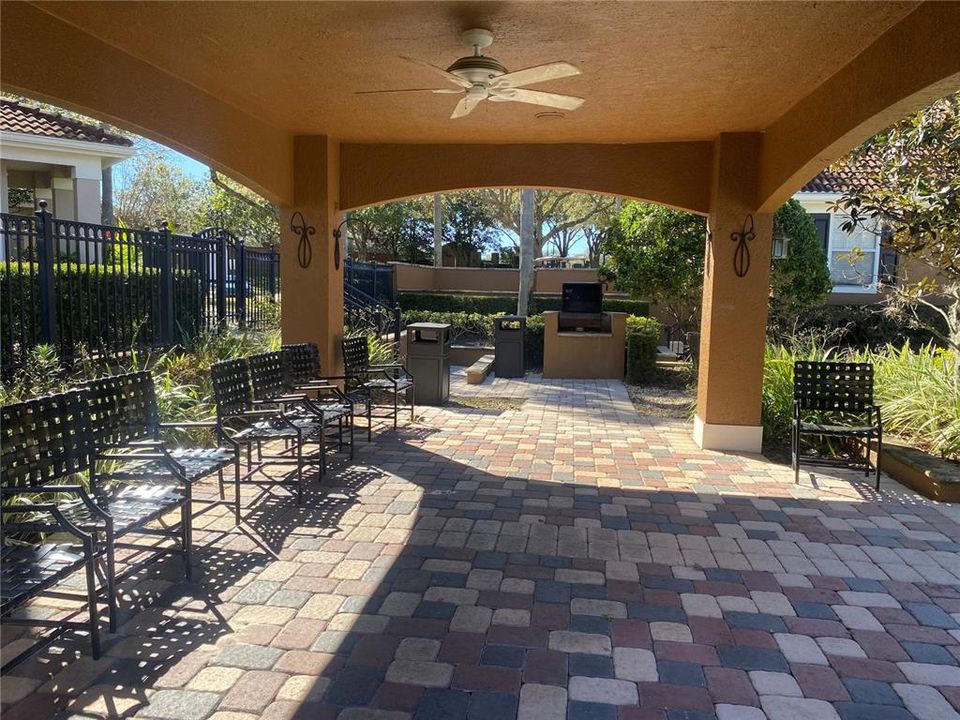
[872,440,960,502]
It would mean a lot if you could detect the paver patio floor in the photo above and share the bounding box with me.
[2,370,960,720]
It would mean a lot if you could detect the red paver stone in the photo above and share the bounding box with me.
[611,619,653,648]
[524,648,568,686]
[532,603,570,630]
[638,682,714,711]
[851,630,910,661]
[451,664,521,693]
[347,635,401,667]
[688,617,734,646]
[829,655,906,683]
[653,641,720,666]
[438,633,486,664]
[373,682,424,710]
[792,663,851,701]
[273,618,324,650]
[705,666,759,706]
[731,628,778,648]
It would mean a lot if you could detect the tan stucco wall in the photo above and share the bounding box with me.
[340,143,713,214]
[436,268,519,293]
[393,264,606,296]
[542,311,626,379]
[533,269,602,294]
[1,2,293,204]
[758,2,960,212]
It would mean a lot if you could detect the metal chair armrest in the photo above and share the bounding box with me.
[2,503,94,544]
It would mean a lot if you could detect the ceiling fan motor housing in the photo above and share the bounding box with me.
[447,55,507,85]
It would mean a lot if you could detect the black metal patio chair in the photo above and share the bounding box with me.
[248,350,354,467]
[342,335,414,440]
[793,361,883,489]
[1,391,117,668]
[80,372,237,525]
[210,358,324,520]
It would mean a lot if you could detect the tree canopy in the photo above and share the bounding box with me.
[601,199,831,334]
[834,91,960,353]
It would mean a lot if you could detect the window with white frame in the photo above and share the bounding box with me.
[810,212,881,291]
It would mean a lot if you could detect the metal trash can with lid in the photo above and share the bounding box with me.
[406,322,451,405]
[494,315,526,378]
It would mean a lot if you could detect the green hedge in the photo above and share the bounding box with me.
[1,263,204,364]
[397,292,649,317]
[625,315,662,384]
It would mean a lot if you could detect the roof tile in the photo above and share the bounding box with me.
[0,99,133,147]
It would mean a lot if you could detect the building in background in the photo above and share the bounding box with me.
[794,159,900,302]
[0,99,134,223]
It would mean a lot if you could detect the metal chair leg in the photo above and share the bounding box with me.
[234,452,242,525]
[876,432,882,490]
[181,500,192,581]
[296,433,304,506]
[83,543,101,660]
[105,536,118,632]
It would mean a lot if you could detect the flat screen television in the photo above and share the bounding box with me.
[561,282,603,314]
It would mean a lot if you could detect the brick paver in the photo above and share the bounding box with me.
[2,370,959,719]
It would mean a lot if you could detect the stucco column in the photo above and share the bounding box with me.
[694,133,772,453]
[280,136,345,375]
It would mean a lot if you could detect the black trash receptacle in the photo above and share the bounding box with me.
[406,322,451,405]
[494,315,526,378]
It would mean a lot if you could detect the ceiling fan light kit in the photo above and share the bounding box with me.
[358,28,585,119]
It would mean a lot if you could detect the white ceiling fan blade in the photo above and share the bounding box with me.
[488,88,585,110]
[490,61,581,89]
[356,88,462,95]
[400,55,472,88]
[451,96,482,119]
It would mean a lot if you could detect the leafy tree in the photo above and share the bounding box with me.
[833,91,960,356]
[601,204,706,333]
[441,192,497,266]
[482,189,615,257]
[768,199,833,332]
[197,170,279,246]
[113,145,203,232]
[348,199,432,263]
[601,200,831,334]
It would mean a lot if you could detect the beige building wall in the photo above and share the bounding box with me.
[393,263,614,297]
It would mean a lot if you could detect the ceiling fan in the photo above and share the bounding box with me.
[358,28,585,119]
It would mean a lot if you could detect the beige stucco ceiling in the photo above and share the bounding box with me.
[32,1,917,144]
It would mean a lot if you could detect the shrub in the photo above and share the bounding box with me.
[782,303,947,349]
[524,315,545,370]
[397,292,649,317]
[860,343,960,459]
[625,315,662,384]
[761,340,959,459]
[403,311,496,344]
[1,262,204,366]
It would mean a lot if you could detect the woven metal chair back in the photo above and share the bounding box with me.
[81,371,158,449]
[1,391,93,490]
[282,343,321,386]
[248,351,286,402]
[793,361,874,413]
[342,336,370,376]
[211,358,253,417]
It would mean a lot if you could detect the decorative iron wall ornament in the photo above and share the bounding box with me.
[332,218,349,271]
[290,211,315,269]
[731,214,755,278]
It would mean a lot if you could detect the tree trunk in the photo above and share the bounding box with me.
[433,194,443,267]
[518,188,536,316]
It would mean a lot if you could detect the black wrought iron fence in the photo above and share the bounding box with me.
[345,258,394,305]
[1,202,279,372]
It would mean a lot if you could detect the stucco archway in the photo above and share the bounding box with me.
[3,1,960,451]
